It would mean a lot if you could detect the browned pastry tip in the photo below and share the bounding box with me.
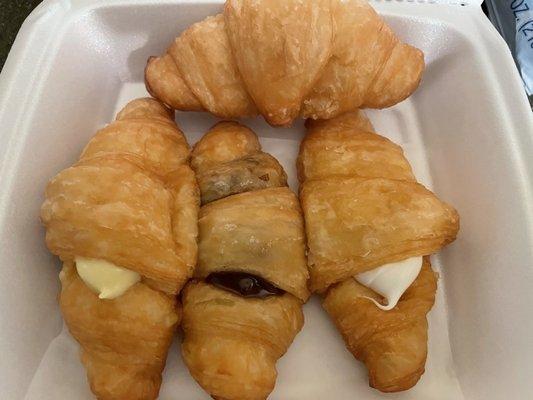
[363,44,425,109]
[145,57,158,98]
[145,54,204,112]
[60,262,180,400]
[323,258,437,392]
[191,121,261,172]
[181,281,303,400]
[116,95,174,121]
[191,121,287,204]
[168,14,258,118]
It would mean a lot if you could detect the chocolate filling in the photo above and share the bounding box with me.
[205,271,284,298]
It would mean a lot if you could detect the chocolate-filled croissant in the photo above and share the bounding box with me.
[40,98,200,400]
[182,121,308,400]
[145,0,424,126]
[297,112,459,392]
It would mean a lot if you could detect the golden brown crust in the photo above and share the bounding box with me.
[42,157,187,294]
[41,98,199,295]
[183,121,308,399]
[301,176,458,292]
[191,121,261,172]
[41,98,198,399]
[116,96,176,121]
[197,187,309,301]
[145,55,204,111]
[59,262,180,400]
[298,112,414,182]
[169,14,257,118]
[192,121,308,300]
[40,98,199,400]
[80,120,189,175]
[224,0,335,125]
[145,0,424,125]
[298,111,459,292]
[297,111,459,392]
[323,259,437,392]
[363,43,425,109]
[301,0,395,119]
[165,165,201,280]
[182,281,303,400]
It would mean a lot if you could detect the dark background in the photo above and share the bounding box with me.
[0,1,490,72]
[0,0,42,71]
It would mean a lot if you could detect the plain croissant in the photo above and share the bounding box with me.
[297,111,459,392]
[40,98,200,399]
[145,0,424,126]
[182,121,308,400]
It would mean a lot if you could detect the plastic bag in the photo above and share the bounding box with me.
[486,0,533,105]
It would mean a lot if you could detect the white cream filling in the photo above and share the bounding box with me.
[75,256,140,300]
[354,256,423,310]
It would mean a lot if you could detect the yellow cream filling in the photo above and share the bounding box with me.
[75,256,140,299]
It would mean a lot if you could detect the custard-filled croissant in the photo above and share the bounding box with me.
[297,112,459,392]
[145,0,424,126]
[182,121,308,400]
[40,98,200,400]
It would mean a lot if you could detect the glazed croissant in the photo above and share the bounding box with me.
[297,112,459,392]
[182,121,309,400]
[145,0,424,126]
[40,98,199,400]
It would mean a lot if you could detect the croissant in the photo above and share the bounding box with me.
[40,98,200,400]
[145,0,424,126]
[297,111,459,392]
[181,121,309,400]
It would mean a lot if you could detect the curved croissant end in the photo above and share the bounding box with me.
[60,262,180,400]
[182,280,304,400]
[323,259,437,392]
[145,55,204,112]
[362,42,424,109]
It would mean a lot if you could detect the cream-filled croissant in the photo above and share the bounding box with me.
[297,112,459,392]
[145,0,424,126]
[40,98,200,400]
[182,121,309,400]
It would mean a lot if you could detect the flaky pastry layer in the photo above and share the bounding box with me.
[41,98,199,294]
[60,262,179,400]
[323,258,437,392]
[182,281,303,400]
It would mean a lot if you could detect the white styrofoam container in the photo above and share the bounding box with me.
[1,0,532,399]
